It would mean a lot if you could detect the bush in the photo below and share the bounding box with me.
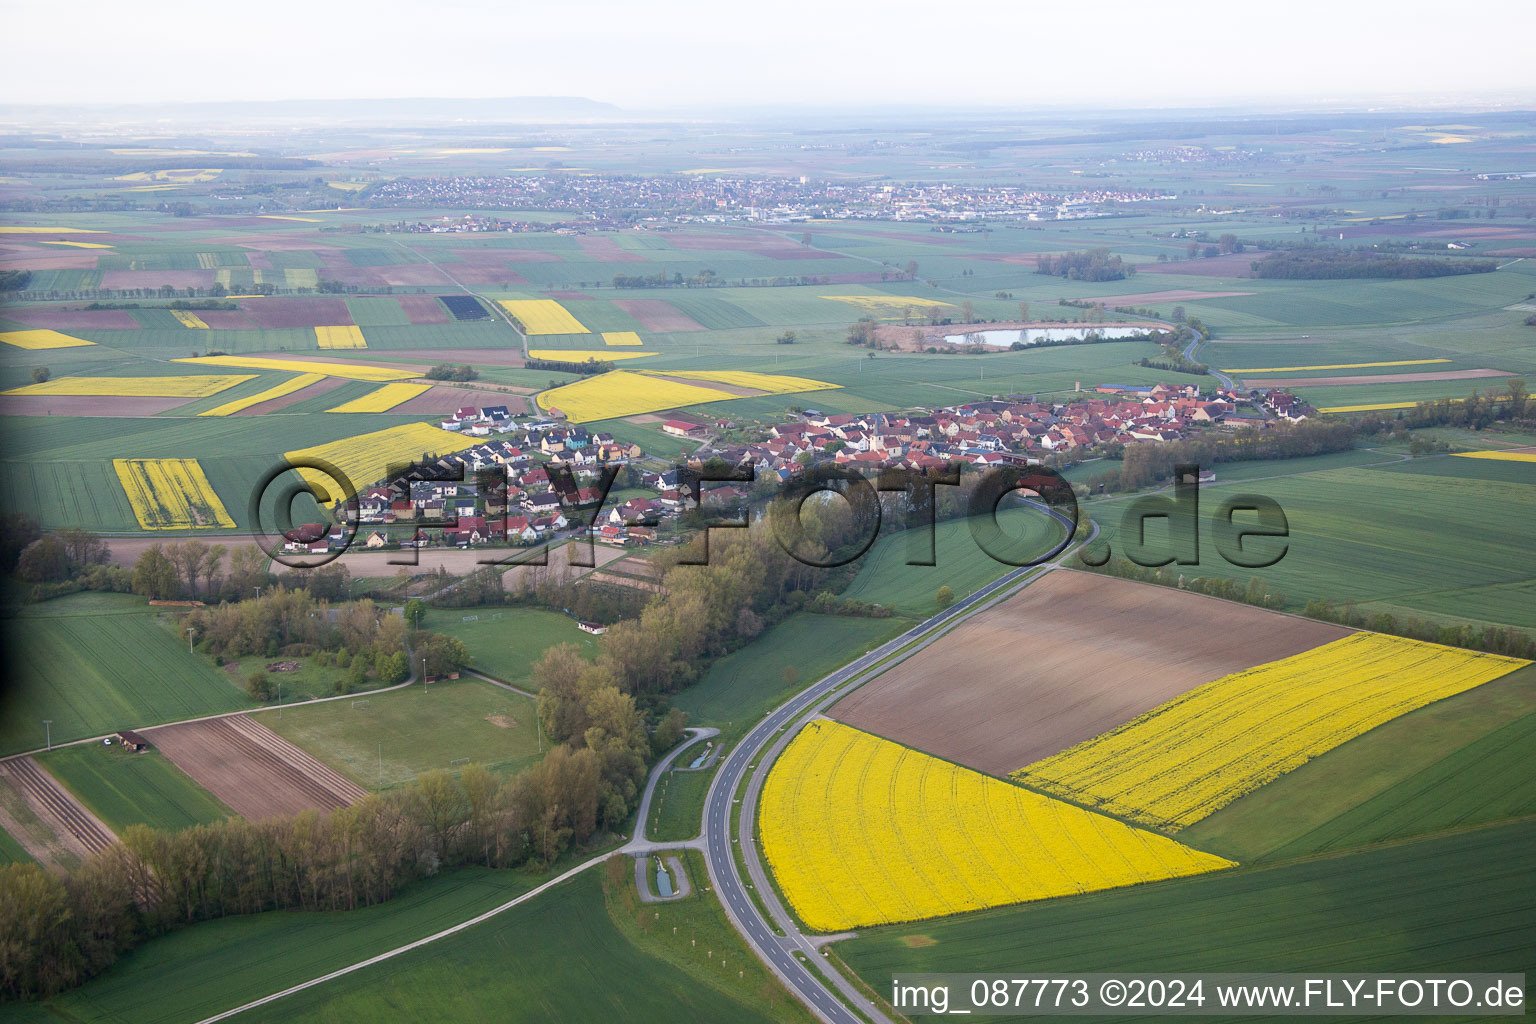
[246,671,274,701]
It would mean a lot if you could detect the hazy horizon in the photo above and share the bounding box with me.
[4,0,1535,111]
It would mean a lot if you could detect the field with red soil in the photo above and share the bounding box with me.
[0,395,196,417]
[494,249,566,263]
[974,253,1041,266]
[574,235,634,262]
[240,297,353,329]
[614,298,707,332]
[196,309,259,329]
[1260,368,1514,388]
[388,385,531,415]
[829,569,1353,776]
[1488,248,1536,257]
[100,270,217,291]
[379,265,460,287]
[232,376,345,414]
[3,307,139,330]
[1081,289,1254,305]
[397,294,450,324]
[144,714,367,819]
[0,252,100,271]
[201,234,342,252]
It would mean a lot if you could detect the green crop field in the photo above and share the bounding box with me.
[842,509,1067,618]
[1183,663,1536,862]
[0,593,252,756]
[673,613,911,740]
[243,867,790,1024]
[1083,458,1536,631]
[840,820,1536,1010]
[258,677,542,787]
[36,743,233,833]
[26,866,552,1024]
[606,851,815,1023]
[0,826,35,866]
[421,605,597,687]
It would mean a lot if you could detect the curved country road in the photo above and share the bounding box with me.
[701,503,1094,1023]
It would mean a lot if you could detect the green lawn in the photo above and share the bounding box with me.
[36,743,233,833]
[27,866,552,1024]
[1083,459,1536,631]
[422,605,597,688]
[673,613,912,741]
[0,593,252,757]
[258,677,542,788]
[1183,663,1536,862]
[647,765,714,843]
[606,851,815,1023]
[842,508,1067,619]
[840,820,1536,1009]
[244,867,788,1024]
[0,825,35,866]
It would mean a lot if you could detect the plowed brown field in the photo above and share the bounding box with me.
[830,569,1353,776]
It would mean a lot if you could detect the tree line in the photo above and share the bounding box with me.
[1251,251,1497,279]
[1035,249,1136,282]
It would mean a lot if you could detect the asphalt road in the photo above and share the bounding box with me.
[700,502,1088,1024]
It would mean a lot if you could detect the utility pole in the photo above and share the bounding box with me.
[43,720,51,751]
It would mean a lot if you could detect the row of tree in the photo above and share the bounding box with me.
[0,682,669,1002]
[1035,249,1135,282]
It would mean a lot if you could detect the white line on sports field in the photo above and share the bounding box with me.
[193,855,606,1023]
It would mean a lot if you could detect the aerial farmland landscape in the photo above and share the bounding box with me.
[1,2,1534,1021]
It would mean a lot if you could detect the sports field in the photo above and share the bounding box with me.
[422,606,597,689]
[259,678,543,787]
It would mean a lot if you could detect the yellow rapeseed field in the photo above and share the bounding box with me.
[171,310,210,329]
[499,299,590,335]
[4,375,254,398]
[1453,450,1536,463]
[173,356,415,382]
[761,720,1234,933]
[526,349,655,362]
[601,331,643,346]
[113,458,236,530]
[199,373,326,417]
[1221,359,1451,373]
[822,294,957,318]
[643,370,841,396]
[38,241,115,249]
[285,422,477,500]
[315,325,367,349]
[1013,633,1529,830]
[537,370,735,423]
[0,329,96,350]
[326,382,431,413]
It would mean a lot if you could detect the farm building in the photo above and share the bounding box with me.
[116,730,150,752]
[578,621,608,635]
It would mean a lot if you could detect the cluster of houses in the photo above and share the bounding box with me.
[282,385,1301,555]
[684,383,1248,479]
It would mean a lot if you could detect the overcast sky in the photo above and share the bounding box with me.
[5,0,1535,110]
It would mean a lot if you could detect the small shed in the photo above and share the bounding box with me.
[578,621,608,636]
[117,730,150,752]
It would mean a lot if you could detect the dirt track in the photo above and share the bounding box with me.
[830,569,1353,776]
[0,757,118,865]
[145,715,366,819]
